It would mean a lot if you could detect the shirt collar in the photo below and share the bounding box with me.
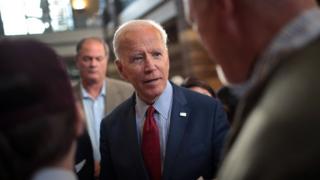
[80,80,106,99]
[135,81,173,120]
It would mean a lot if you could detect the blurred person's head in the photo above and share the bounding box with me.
[76,37,109,86]
[113,20,169,104]
[183,0,317,85]
[181,76,216,97]
[0,39,83,180]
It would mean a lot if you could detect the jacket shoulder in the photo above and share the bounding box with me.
[101,95,134,125]
[106,78,133,89]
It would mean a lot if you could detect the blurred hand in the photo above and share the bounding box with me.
[94,160,101,178]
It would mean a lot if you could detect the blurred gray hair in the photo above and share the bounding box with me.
[76,37,110,58]
[113,19,168,59]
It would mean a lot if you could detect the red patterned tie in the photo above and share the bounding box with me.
[142,106,161,180]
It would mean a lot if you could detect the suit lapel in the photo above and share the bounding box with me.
[162,86,190,179]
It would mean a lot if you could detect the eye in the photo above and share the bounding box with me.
[82,56,91,62]
[131,55,144,63]
[96,56,105,62]
[152,52,162,59]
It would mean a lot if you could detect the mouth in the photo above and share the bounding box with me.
[143,77,161,85]
[87,70,95,73]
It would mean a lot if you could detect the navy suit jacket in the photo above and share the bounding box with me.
[100,83,229,180]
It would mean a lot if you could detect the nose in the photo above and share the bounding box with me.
[89,58,98,67]
[144,56,156,72]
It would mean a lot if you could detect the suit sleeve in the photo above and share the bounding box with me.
[100,118,116,180]
[75,131,95,180]
[212,101,230,175]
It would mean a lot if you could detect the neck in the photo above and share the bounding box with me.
[142,97,156,105]
[82,79,104,99]
[137,93,158,105]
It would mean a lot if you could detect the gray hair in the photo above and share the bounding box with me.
[113,19,168,59]
[76,37,110,57]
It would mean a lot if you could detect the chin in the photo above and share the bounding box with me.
[150,90,162,99]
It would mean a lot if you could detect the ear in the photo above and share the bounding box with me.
[115,59,128,80]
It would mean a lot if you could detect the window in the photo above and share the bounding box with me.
[0,0,74,35]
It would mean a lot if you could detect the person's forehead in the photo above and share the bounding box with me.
[82,39,103,48]
[120,29,163,47]
[80,41,105,54]
[123,25,160,38]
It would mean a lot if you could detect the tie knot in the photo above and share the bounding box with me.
[146,106,155,117]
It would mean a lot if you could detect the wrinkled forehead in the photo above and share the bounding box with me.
[118,27,165,54]
[80,39,107,54]
[119,24,160,40]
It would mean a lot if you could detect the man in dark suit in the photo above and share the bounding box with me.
[184,0,320,179]
[99,20,229,180]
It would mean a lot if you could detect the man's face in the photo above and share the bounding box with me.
[76,39,107,84]
[116,26,169,104]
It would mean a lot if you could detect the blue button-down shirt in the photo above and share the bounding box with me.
[135,81,173,168]
[81,82,106,161]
